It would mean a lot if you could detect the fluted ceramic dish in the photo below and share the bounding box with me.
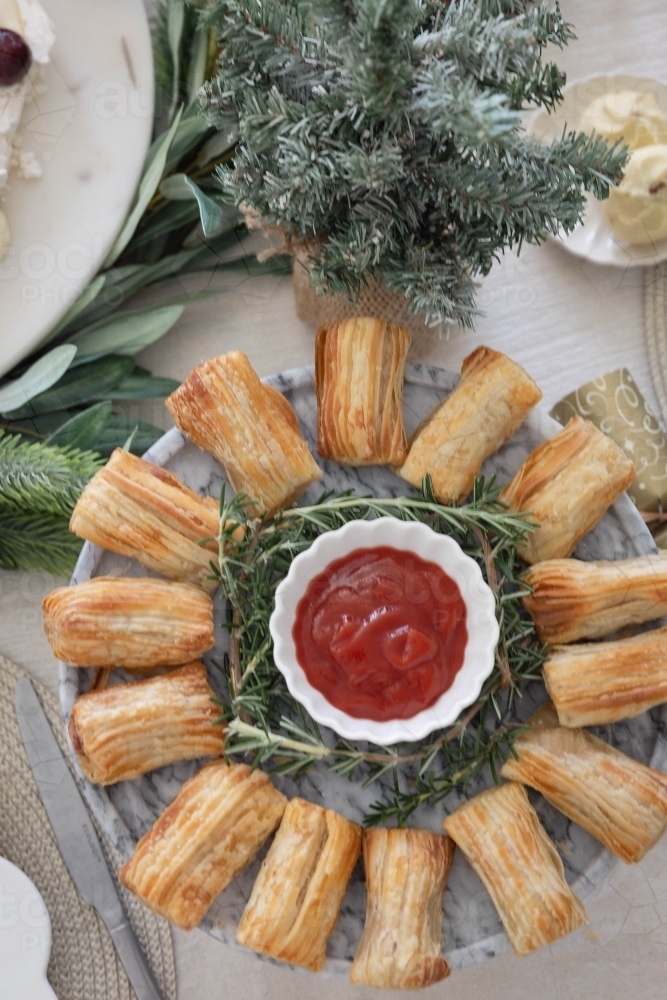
[271,517,499,745]
[529,73,667,267]
[60,363,666,976]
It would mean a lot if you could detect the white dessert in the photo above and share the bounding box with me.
[605,144,667,246]
[579,90,667,152]
[0,0,55,261]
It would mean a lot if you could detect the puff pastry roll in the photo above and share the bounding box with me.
[400,347,542,503]
[315,317,411,465]
[444,782,586,956]
[68,662,224,785]
[120,761,287,930]
[165,351,322,515]
[543,625,667,727]
[499,416,635,565]
[69,448,221,592]
[42,577,215,670]
[523,554,667,644]
[350,827,454,989]
[500,703,667,863]
[236,797,361,971]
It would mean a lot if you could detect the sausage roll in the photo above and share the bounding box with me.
[499,416,635,565]
[68,662,224,785]
[443,782,586,956]
[165,351,322,515]
[42,577,215,670]
[349,826,454,989]
[500,703,667,863]
[543,625,667,727]
[69,448,221,592]
[400,347,542,503]
[315,316,411,465]
[120,761,287,930]
[523,554,667,645]
[236,797,361,971]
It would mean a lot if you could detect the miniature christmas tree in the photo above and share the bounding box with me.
[196,0,627,327]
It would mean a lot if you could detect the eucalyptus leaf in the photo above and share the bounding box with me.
[67,255,197,333]
[127,200,201,250]
[187,27,209,104]
[93,415,164,457]
[167,0,186,121]
[46,401,113,450]
[196,127,238,167]
[160,174,226,236]
[95,372,180,400]
[69,305,184,362]
[43,276,106,343]
[104,107,184,268]
[4,356,135,418]
[122,425,139,452]
[0,345,77,415]
[165,112,211,172]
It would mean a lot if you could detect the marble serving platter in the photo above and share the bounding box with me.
[59,363,667,976]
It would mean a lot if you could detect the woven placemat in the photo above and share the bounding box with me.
[0,655,177,1000]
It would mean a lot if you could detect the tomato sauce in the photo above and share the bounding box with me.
[292,546,468,722]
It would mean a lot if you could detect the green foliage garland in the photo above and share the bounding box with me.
[213,477,546,824]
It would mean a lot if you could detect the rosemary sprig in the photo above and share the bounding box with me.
[213,477,546,824]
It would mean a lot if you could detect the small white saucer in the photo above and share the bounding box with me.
[270,517,499,745]
[0,857,56,1000]
[529,73,667,268]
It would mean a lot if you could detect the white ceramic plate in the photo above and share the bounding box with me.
[0,857,55,1000]
[0,0,154,377]
[529,73,667,268]
[271,517,499,744]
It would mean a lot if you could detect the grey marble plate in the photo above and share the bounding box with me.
[59,363,666,976]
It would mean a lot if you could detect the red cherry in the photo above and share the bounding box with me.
[0,28,32,86]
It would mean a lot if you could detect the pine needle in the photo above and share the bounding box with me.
[0,512,84,574]
[0,431,103,517]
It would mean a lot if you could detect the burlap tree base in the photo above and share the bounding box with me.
[291,256,443,360]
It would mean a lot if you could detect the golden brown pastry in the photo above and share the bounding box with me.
[523,554,667,644]
[400,347,542,502]
[236,797,361,971]
[68,662,224,785]
[42,577,215,670]
[500,703,667,863]
[315,317,411,465]
[543,625,667,727]
[69,448,221,592]
[499,416,635,565]
[349,827,454,989]
[165,351,322,515]
[443,782,586,956]
[120,761,287,930]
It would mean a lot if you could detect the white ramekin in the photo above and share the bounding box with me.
[269,517,499,745]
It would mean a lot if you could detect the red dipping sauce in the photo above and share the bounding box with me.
[292,546,468,722]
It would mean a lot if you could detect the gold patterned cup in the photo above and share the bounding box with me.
[551,370,667,542]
